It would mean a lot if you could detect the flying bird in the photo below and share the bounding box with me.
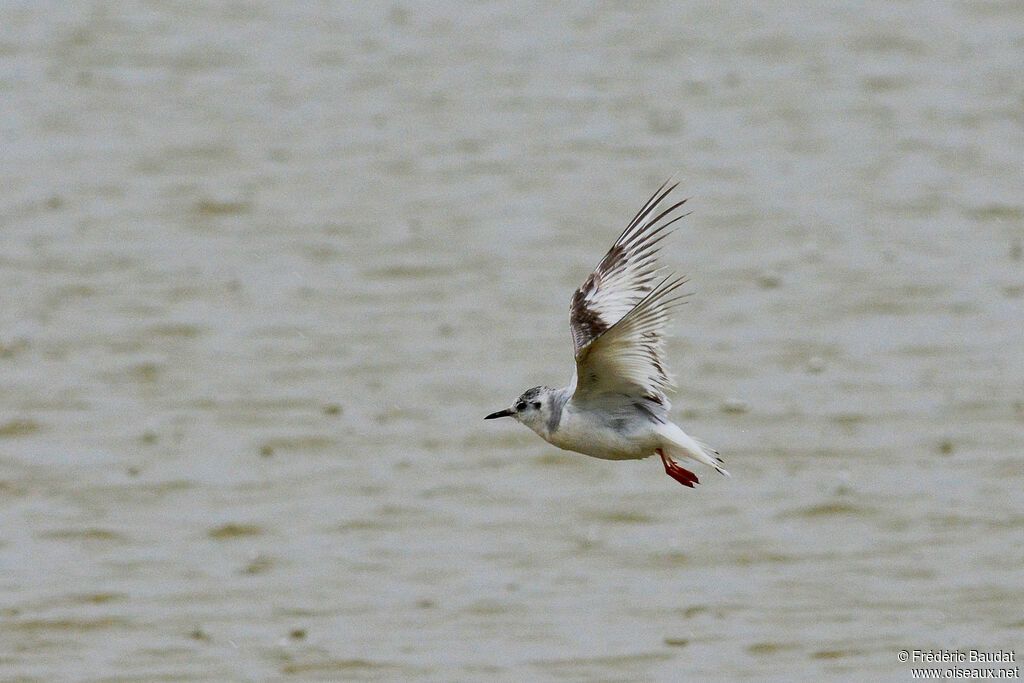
[485,181,728,488]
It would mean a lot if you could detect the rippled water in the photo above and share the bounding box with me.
[1,2,1022,680]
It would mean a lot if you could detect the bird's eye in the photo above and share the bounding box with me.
[531,401,541,409]
[515,402,526,411]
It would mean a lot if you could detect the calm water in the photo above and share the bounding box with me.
[1,2,1022,680]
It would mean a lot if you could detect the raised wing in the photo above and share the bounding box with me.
[569,182,691,406]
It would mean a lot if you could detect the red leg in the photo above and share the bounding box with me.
[658,448,699,488]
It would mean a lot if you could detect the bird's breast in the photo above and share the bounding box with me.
[544,404,656,461]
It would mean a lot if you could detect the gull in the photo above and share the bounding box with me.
[485,181,728,488]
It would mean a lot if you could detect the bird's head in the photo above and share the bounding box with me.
[485,385,553,433]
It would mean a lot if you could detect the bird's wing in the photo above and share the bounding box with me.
[569,181,690,406]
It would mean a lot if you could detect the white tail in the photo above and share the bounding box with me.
[656,423,730,477]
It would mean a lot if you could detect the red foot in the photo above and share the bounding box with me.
[658,449,699,488]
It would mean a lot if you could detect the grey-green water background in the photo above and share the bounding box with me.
[1,3,1022,680]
